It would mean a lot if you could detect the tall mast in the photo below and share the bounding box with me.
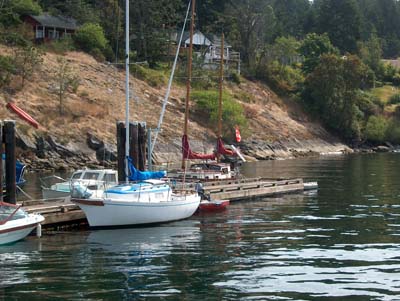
[125,0,130,182]
[182,0,195,169]
[217,33,224,163]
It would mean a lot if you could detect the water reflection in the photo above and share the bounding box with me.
[3,153,400,300]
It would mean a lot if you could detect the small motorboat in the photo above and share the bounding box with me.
[0,202,44,245]
[198,199,230,213]
[41,169,118,200]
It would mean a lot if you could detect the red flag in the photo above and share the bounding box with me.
[235,126,241,143]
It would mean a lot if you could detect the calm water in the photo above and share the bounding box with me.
[2,153,400,300]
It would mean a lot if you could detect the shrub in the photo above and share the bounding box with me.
[90,48,105,62]
[256,61,303,94]
[131,64,166,87]
[364,115,389,143]
[74,23,108,53]
[0,55,15,88]
[389,93,400,105]
[392,73,400,86]
[230,72,241,85]
[44,37,75,54]
[192,90,247,140]
[386,119,400,144]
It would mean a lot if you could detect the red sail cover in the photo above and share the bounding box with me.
[217,137,236,156]
[182,135,216,160]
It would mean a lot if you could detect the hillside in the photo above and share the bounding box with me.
[0,47,349,170]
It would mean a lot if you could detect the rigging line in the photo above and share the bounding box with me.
[150,0,192,155]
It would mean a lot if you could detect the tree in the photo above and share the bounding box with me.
[315,0,362,53]
[54,57,79,115]
[272,0,312,39]
[0,0,42,26]
[271,36,300,66]
[13,45,43,88]
[358,34,383,79]
[226,0,276,71]
[304,54,369,141]
[74,23,108,54]
[299,33,338,74]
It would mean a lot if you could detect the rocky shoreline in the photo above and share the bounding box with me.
[16,130,399,174]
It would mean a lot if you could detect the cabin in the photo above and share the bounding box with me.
[23,14,78,42]
[171,30,241,73]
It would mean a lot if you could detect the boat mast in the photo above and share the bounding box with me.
[125,0,130,182]
[217,33,224,163]
[182,0,195,169]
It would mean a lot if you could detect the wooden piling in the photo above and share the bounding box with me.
[129,122,139,169]
[138,122,146,171]
[116,121,126,182]
[0,121,3,202]
[3,121,16,204]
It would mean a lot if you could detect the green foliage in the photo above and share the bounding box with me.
[316,0,361,53]
[271,36,301,66]
[131,64,167,88]
[386,119,400,144]
[0,24,32,47]
[389,93,400,105]
[365,115,389,143]
[43,37,75,54]
[299,33,339,74]
[256,60,304,94]
[357,34,384,79]
[13,45,43,87]
[230,72,241,85]
[0,55,15,88]
[74,23,108,53]
[0,0,42,26]
[54,57,80,115]
[192,90,247,139]
[304,53,370,141]
[393,74,400,87]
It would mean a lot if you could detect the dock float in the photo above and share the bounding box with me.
[19,178,309,228]
[199,178,304,201]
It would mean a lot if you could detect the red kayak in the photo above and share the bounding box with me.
[198,200,230,212]
[6,102,39,129]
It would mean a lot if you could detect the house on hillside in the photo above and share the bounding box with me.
[23,14,78,42]
[171,30,241,73]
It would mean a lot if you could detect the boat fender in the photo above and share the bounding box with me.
[71,182,93,199]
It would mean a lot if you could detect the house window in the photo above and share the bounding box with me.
[35,26,44,38]
[48,30,60,39]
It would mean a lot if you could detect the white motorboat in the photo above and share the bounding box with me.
[72,179,200,227]
[0,202,44,245]
[41,169,118,200]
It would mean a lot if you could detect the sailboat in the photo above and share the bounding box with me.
[174,10,238,181]
[71,0,200,227]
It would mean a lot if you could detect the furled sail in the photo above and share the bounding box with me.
[182,135,216,160]
[217,137,236,156]
[127,157,166,181]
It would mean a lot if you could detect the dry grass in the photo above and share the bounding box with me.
[1,44,338,148]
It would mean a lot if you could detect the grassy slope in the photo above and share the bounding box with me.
[0,47,340,157]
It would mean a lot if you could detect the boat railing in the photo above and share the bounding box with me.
[40,175,68,189]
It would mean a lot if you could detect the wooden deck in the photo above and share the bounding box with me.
[21,178,306,227]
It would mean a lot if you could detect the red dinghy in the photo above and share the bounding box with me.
[6,102,39,129]
[198,199,230,212]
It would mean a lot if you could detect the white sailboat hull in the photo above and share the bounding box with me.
[0,214,45,245]
[74,193,200,227]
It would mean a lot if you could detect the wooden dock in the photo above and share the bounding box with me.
[197,177,304,201]
[21,178,306,227]
[23,199,85,227]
